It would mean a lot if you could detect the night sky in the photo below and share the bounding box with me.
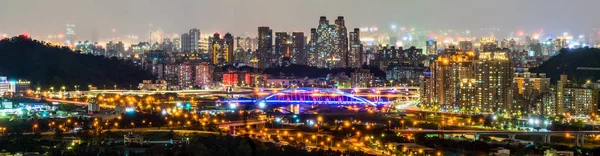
[1,0,598,39]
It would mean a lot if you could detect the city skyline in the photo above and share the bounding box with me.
[2,0,600,40]
[2,1,600,155]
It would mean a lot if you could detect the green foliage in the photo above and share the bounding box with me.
[222,64,387,79]
[0,36,155,89]
[53,128,63,140]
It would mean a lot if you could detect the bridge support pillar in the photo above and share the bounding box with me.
[576,134,585,147]
[508,134,516,140]
[473,134,480,141]
[256,123,265,130]
[542,134,551,144]
[229,126,235,135]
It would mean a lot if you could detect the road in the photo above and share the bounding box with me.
[393,129,600,135]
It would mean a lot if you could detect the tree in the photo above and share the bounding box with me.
[0,35,155,89]
[166,130,175,140]
[54,128,63,141]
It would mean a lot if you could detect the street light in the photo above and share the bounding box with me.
[401,120,405,129]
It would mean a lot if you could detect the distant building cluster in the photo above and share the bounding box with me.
[48,16,600,117]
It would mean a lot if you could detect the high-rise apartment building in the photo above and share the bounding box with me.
[275,32,291,66]
[512,69,551,115]
[556,74,599,116]
[195,62,213,89]
[291,32,306,65]
[474,51,513,113]
[426,40,438,55]
[178,62,196,90]
[181,28,201,52]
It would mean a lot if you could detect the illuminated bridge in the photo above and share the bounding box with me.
[223,88,390,106]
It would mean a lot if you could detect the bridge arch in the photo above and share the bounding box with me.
[254,88,376,106]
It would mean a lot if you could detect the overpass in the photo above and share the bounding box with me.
[394,129,599,146]
[218,120,266,128]
[27,97,115,108]
[62,89,253,96]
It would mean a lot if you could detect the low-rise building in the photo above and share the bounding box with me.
[62,137,81,145]
[138,80,168,91]
[544,149,574,156]
[124,133,144,145]
[350,69,374,88]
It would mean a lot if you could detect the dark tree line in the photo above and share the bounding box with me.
[532,47,600,83]
[0,35,154,89]
[221,64,386,79]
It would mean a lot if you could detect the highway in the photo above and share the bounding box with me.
[393,129,600,135]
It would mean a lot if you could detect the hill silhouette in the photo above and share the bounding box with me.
[531,47,600,83]
[0,35,154,89]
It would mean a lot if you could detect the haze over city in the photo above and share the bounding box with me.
[2,0,600,39]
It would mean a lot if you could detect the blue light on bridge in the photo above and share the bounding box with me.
[228,103,237,109]
[125,107,135,113]
[307,120,315,125]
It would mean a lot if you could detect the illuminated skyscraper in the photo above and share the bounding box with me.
[209,33,234,65]
[257,26,273,68]
[348,28,362,68]
[308,16,350,68]
[223,33,235,64]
